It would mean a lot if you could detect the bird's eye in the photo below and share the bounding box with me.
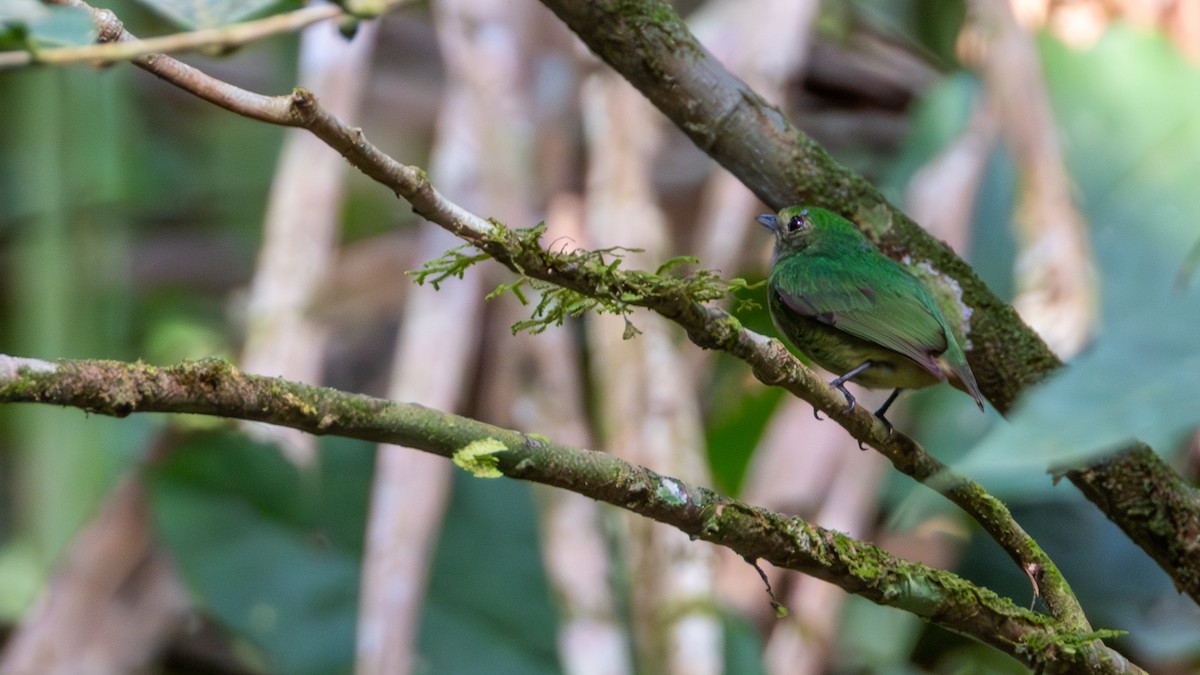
[786,213,808,232]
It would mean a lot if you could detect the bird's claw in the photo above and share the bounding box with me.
[872,388,901,438]
[857,414,893,451]
[835,384,857,415]
[873,411,894,438]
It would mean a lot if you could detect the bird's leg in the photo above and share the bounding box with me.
[828,362,873,414]
[872,388,903,437]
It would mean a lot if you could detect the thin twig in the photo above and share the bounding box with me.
[1,5,339,70]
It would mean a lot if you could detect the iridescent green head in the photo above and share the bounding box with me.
[757,206,859,260]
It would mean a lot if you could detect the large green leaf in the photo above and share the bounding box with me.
[133,0,302,31]
[961,287,1199,483]
[705,358,786,496]
[957,26,1200,485]
[721,610,767,675]
[418,472,560,674]
[148,432,373,674]
[0,1,96,49]
[882,25,1200,663]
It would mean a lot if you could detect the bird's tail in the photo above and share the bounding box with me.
[940,338,985,411]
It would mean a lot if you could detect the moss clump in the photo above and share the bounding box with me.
[409,222,761,336]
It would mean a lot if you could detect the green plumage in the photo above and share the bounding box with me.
[758,206,985,418]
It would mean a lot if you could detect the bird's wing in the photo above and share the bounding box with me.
[771,253,949,375]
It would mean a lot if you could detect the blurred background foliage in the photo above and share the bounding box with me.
[1,0,1199,673]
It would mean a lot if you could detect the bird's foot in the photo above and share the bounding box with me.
[872,410,894,438]
[832,381,857,415]
[872,388,902,439]
[829,363,872,416]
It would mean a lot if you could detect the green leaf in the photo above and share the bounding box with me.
[836,595,927,673]
[655,255,699,275]
[419,472,560,674]
[135,0,303,31]
[722,610,769,674]
[960,293,1199,481]
[147,432,373,674]
[0,2,96,49]
[957,27,1200,487]
[452,438,507,478]
[704,371,784,496]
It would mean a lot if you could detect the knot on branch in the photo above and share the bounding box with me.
[93,9,124,44]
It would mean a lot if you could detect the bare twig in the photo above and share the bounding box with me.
[2,5,339,70]
[4,2,415,70]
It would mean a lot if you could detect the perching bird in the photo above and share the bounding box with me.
[758,205,985,429]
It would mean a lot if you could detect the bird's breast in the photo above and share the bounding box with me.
[768,290,942,391]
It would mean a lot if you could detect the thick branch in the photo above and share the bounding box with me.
[537,0,1051,409]
[0,354,1135,674]
[534,0,1200,607]
[1066,446,1200,596]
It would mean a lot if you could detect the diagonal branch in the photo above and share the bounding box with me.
[535,0,1200,607]
[538,0,1052,409]
[0,354,1136,674]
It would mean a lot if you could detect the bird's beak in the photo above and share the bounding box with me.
[756,213,778,232]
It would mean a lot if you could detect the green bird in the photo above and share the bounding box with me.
[758,206,985,428]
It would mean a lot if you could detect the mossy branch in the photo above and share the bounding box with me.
[0,354,1138,675]
[409,222,761,336]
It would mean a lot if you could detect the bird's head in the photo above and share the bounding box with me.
[757,205,818,258]
[758,205,864,259]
